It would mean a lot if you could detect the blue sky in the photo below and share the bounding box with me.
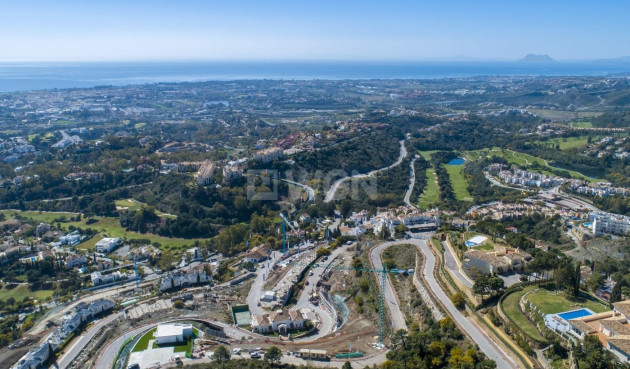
[1,0,629,61]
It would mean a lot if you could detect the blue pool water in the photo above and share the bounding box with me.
[465,241,478,247]
[584,222,592,227]
[558,308,593,321]
[447,158,466,165]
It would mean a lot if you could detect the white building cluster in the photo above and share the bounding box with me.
[343,207,441,236]
[222,159,245,182]
[90,270,124,286]
[94,237,121,254]
[11,299,114,369]
[568,179,629,198]
[159,263,212,292]
[195,161,216,185]
[589,212,630,236]
[470,202,581,221]
[496,167,565,188]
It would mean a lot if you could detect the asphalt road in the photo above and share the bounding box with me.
[412,239,518,369]
[293,245,351,340]
[403,155,419,208]
[281,179,315,202]
[441,241,473,289]
[246,251,283,315]
[368,242,408,333]
[324,140,407,203]
[57,312,124,369]
[95,324,152,369]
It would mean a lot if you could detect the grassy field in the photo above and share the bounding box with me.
[1,130,21,135]
[444,164,472,201]
[418,150,440,160]
[536,136,595,151]
[115,199,176,219]
[569,122,594,128]
[525,286,609,314]
[501,288,546,341]
[467,147,603,183]
[502,285,610,343]
[526,109,601,122]
[0,284,54,302]
[76,234,103,252]
[417,168,439,209]
[0,210,203,251]
[134,123,147,129]
[132,328,157,352]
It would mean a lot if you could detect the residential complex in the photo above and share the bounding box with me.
[94,237,122,254]
[254,147,283,163]
[251,309,307,334]
[158,263,212,292]
[589,212,630,236]
[463,247,532,275]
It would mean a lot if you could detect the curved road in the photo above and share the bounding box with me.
[57,312,123,368]
[370,239,517,369]
[281,179,315,202]
[403,155,419,208]
[324,140,408,203]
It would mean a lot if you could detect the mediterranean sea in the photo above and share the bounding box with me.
[1,61,630,92]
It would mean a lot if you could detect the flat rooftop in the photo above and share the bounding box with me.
[156,324,191,337]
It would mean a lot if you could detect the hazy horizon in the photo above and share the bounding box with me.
[2,0,630,62]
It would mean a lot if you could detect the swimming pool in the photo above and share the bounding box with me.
[583,222,592,228]
[557,308,593,321]
[447,158,466,165]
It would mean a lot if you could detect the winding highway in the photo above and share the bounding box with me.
[403,154,419,208]
[281,179,315,202]
[324,140,408,203]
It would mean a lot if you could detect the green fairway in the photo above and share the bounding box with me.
[0,210,203,251]
[417,168,439,209]
[115,199,176,219]
[418,150,440,160]
[467,148,603,183]
[444,164,472,201]
[0,284,53,302]
[535,136,596,151]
